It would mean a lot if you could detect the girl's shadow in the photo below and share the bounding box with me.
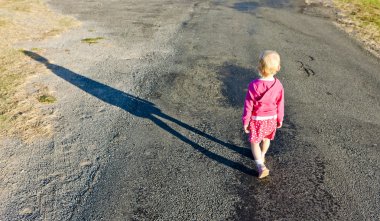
[24,51,255,175]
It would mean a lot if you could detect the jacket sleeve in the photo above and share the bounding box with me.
[242,83,254,126]
[276,87,284,123]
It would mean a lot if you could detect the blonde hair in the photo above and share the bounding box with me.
[258,50,281,77]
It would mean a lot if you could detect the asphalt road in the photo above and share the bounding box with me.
[1,0,379,220]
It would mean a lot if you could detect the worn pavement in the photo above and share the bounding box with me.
[1,0,379,220]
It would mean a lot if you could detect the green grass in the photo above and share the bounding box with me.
[37,95,56,103]
[337,0,380,28]
[81,37,104,44]
[356,0,380,28]
[359,0,380,7]
[31,47,42,51]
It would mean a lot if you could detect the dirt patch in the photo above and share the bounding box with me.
[0,0,78,140]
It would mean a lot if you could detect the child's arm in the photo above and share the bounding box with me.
[276,87,284,128]
[242,83,254,133]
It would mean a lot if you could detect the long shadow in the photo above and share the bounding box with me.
[24,51,255,175]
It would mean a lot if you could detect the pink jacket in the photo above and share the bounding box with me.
[242,78,284,126]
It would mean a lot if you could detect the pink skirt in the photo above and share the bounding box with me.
[248,118,277,143]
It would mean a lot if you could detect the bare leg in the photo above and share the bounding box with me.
[251,141,270,178]
[250,142,263,162]
[261,138,270,160]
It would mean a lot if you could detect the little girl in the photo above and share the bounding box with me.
[242,50,284,178]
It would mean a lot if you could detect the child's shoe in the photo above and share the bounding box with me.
[258,165,269,179]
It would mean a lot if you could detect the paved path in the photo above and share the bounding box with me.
[1,0,379,220]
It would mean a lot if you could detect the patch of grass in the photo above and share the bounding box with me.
[0,73,24,94]
[0,50,27,97]
[31,47,42,52]
[354,0,380,29]
[0,0,78,139]
[0,1,32,12]
[81,37,104,44]
[334,0,380,32]
[0,0,80,46]
[334,0,380,55]
[37,95,56,104]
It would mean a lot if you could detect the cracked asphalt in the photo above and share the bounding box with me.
[1,0,379,220]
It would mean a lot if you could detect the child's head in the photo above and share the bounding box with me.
[258,50,281,77]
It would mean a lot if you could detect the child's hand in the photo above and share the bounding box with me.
[277,121,282,128]
[243,125,250,134]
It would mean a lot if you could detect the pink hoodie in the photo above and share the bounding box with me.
[242,78,284,126]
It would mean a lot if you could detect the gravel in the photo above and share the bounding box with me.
[1,0,379,220]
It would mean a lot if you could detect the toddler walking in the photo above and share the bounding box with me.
[242,50,284,178]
